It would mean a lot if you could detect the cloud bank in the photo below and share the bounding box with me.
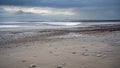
[1,6,76,15]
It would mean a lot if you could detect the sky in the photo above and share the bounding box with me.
[0,0,120,21]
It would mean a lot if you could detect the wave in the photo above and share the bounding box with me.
[0,22,120,29]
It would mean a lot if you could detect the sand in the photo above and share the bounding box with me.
[0,25,120,68]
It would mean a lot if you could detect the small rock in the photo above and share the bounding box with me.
[96,51,101,54]
[57,63,66,68]
[49,51,53,54]
[82,53,89,56]
[72,52,76,54]
[85,49,88,51]
[21,60,26,62]
[96,54,102,57]
[29,64,36,68]
[102,55,107,57]
[57,65,63,68]
[82,46,85,48]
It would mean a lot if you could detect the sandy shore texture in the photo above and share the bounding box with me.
[0,24,120,68]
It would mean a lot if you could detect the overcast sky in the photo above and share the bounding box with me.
[0,0,120,21]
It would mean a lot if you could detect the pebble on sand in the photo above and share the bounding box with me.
[82,52,89,56]
[29,64,36,68]
[49,51,53,54]
[57,65,63,68]
[82,46,85,48]
[85,49,88,51]
[96,54,102,57]
[21,60,26,62]
[72,52,76,54]
[102,55,107,57]
[57,63,66,68]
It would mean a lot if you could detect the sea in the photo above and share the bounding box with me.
[0,22,120,31]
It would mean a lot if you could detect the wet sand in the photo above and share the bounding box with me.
[0,25,120,68]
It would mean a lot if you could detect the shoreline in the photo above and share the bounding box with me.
[0,24,120,45]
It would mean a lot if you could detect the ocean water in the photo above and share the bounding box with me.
[0,22,120,30]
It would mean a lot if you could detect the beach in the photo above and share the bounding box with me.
[0,24,120,68]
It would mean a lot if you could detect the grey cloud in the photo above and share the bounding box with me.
[0,0,120,21]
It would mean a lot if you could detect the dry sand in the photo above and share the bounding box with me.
[0,25,120,68]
